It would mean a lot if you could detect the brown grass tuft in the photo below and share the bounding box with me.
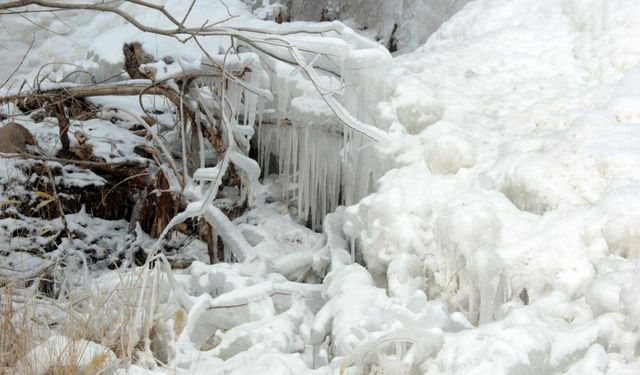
[84,352,110,375]
[173,308,186,338]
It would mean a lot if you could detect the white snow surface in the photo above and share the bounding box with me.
[345,0,640,373]
[3,0,640,374]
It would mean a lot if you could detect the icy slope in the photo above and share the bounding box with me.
[344,0,640,372]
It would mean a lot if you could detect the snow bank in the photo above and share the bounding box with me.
[345,0,640,372]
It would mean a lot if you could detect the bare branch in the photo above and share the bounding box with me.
[0,151,149,168]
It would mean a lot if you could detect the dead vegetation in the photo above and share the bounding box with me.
[0,37,250,270]
[0,259,174,373]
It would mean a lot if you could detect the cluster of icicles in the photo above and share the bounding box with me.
[256,43,392,230]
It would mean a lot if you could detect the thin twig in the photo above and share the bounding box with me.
[0,32,34,91]
[43,162,72,239]
[179,0,197,26]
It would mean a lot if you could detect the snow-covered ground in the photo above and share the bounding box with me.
[3,0,640,374]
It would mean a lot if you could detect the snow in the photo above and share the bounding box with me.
[4,0,640,374]
[250,0,472,53]
[344,0,640,372]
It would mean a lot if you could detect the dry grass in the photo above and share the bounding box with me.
[60,264,173,360]
[0,287,105,375]
[1,288,26,370]
[0,260,177,374]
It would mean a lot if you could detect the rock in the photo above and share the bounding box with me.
[0,122,37,153]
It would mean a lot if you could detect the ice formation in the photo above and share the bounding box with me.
[256,32,392,229]
[4,0,640,374]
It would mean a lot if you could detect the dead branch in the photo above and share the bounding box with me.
[2,81,178,105]
[123,42,154,80]
[0,151,148,168]
[43,162,71,238]
[0,0,340,36]
[51,101,70,153]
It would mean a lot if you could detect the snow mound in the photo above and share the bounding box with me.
[345,0,640,372]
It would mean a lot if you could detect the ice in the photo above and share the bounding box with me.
[258,121,343,230]
[256,40,392,229]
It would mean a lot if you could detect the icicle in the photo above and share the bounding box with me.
[257,119,349,229]
[350,236,357,264]
[254,43,392,230]
[244,69,260,127]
